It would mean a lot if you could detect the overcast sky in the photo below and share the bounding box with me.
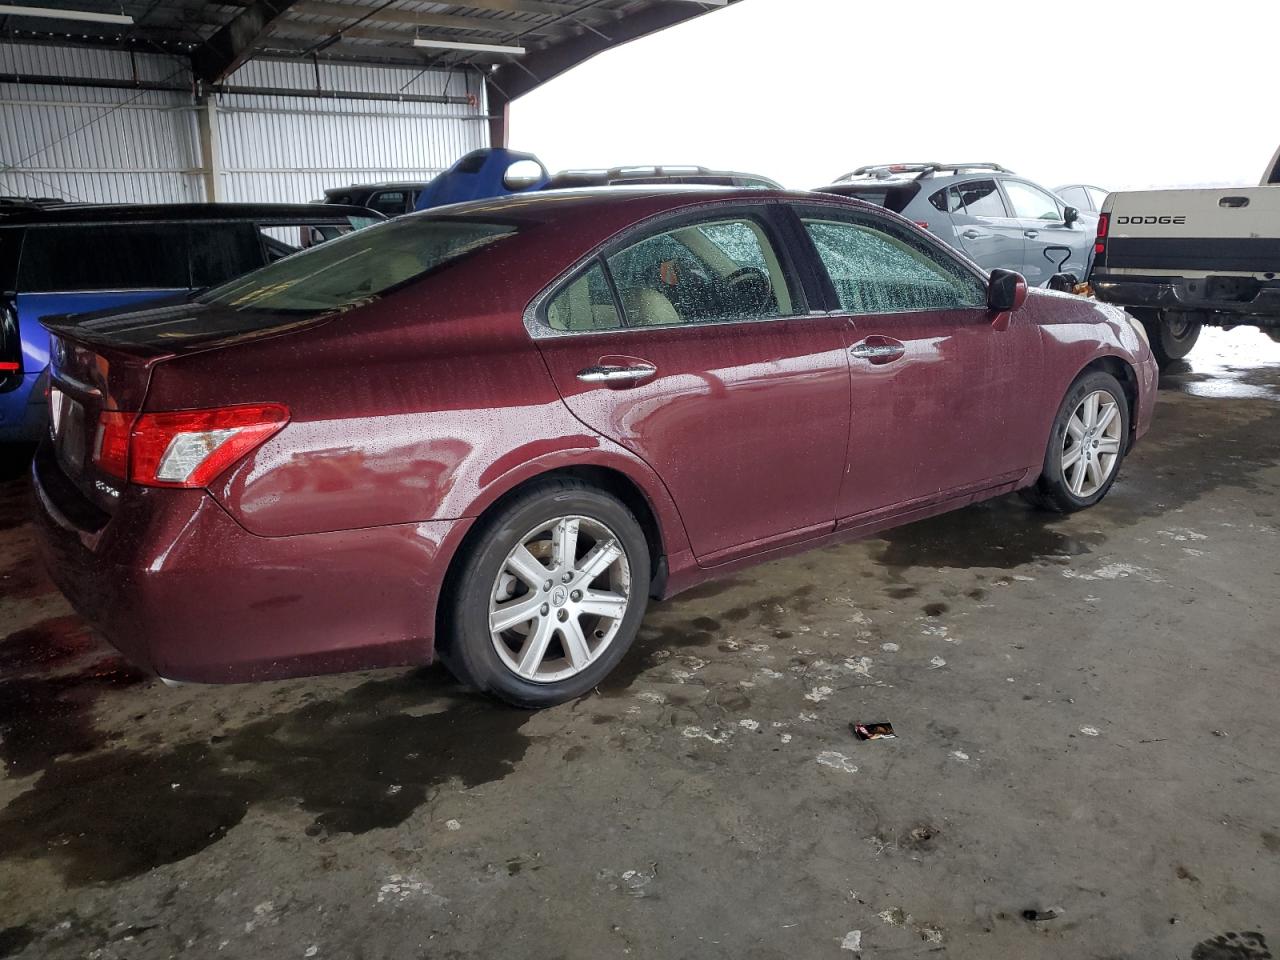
[511,0,1278,192]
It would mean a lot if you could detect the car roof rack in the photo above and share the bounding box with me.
[834,162,1013,182]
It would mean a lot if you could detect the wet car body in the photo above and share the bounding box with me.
[32,188,1157,687]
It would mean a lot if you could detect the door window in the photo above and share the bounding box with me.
[1057,186,1087,210]
[190,222,264,286]
[1004,181,1063,221]
[18,224,189,292]
[948,180,1009,218]
[604,217,792,327]
[546,262,621,331]
[1086,187,1108,211]
[802,215,987,314]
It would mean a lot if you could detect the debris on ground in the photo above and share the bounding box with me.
[1021,907,1063,922]
[852,722,896,741]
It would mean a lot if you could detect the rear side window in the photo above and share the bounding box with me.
[802,215,986,314]
[546,262,620,331]
[18,224,189,292]
[0,227,19,290]
[605,217,793,327]
[1057,186,1087,210]
[368,191,410,216]
[950,180,1008,218]
[1086,187,1108,211]
[200,218,516,313]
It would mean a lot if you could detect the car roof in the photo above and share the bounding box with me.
[0,202,383,225]
[324,182,432,193]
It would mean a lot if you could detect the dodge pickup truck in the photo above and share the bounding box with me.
[1089,146,1280,367]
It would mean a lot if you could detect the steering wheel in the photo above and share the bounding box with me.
[724,266,773,313]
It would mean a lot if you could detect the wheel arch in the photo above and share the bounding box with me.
[1076,354,1140,450]
[432,454,684,656]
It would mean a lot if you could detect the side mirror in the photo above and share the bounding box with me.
[503,158,547,192]
[988,268,1027,331]
[1063,205,1080,226]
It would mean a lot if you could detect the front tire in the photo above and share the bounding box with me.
[1132,308,1201,368]
[1023,371,1130,514]
[439,478,650,708]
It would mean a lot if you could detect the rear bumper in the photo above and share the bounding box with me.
[1092,274,1280,323]
[32,440,470,683]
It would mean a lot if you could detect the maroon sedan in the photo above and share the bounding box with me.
[33,188,1157,707]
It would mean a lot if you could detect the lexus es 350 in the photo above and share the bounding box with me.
[33,188,1157,707]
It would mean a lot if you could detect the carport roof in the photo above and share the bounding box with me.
[0,0,740,94]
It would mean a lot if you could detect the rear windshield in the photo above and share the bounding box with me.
[198,217,517,313]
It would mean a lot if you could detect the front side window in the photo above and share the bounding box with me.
[1057,186,1087,210]
[604,217,792,327]
[950,180,1008,218]
[199,218,516,313]
[1004,180,1063,221]
[18,223,189,292]
[368,191,409,216]
[802,215,986,314]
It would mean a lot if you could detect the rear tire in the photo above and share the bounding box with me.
[1132,308,1201,368]
[438,478,650,708]
[1023,371,1130,514]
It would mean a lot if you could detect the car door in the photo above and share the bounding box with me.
[787,202,1043,526]
[1001,178,1084,284]
[941,178,1026,273]
[531,205,851,564]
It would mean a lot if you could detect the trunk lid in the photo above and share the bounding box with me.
[43,299,324,513]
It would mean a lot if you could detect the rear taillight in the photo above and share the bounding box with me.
[92,403,288,488]
[1094,213,1109,257]
[0,302,20,377]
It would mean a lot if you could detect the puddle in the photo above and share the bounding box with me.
[877,497,1100,570]
[0,670,532,886]
[1159,327,1280,403]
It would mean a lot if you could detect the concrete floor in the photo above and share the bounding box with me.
[1,328,1278,960]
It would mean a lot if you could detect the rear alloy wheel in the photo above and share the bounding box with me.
[440,479,649,707]
[1133,308,1201,368]
[1023,371,1130,513]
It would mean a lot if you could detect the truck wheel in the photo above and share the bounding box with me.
[1133,308,1201,368]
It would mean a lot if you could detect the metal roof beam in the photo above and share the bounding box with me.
[191,0,303,83]
[287,1,572,38]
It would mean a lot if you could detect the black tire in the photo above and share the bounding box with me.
[1132,308,1201,368]
[438,478,650,708]
[1023,371,1130,514]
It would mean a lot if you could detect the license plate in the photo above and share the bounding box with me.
[51,387,86,474]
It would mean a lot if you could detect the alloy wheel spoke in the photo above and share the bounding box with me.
[1097,437,1122,455]
[516,616,555,676]
[1071,458,1088,495]
[1062,443,1083,469]
[578,590,628,620]
[506,544,550,589]
[1082,392,1100,429]
[1067,414,1086,441]
[559,617,591,670]
[552,518,580,571]
[576,539,622,584]
[1086,456,1102,490]
[490,594,544,634]
[1096,402,1119,434]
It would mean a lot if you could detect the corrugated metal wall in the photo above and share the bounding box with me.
[0,43,202,203]
[214,59,486,203]
[0,42,488,205]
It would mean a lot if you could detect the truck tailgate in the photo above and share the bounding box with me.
[1102,187,1280,276]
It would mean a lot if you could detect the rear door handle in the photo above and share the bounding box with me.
[961,229,982,239]
[849,338,905,365]
[1024,229,1039,238]
[576,361,657,384]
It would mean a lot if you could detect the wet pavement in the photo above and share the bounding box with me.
[1,327,1278,959]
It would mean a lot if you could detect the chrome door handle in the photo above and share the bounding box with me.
[849,342,905,362]
[961,229,982,239]
[576,362,657,383]
[1024,229,1039,238]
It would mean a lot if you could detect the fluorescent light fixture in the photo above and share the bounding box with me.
[0,4,134,24]
[413,37,525,55]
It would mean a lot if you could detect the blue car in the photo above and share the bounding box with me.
[0,202,381,444]
[414,149,550,211]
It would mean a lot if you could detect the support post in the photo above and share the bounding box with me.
[197,96,224,202]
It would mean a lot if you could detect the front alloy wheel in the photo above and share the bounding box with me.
[1060,390,1124,498]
